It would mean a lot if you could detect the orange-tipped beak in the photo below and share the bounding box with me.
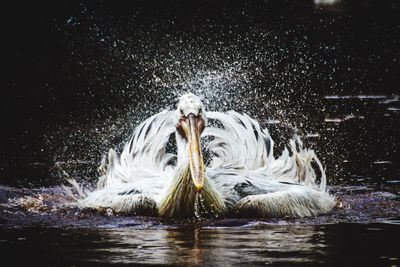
[181,113,205,191]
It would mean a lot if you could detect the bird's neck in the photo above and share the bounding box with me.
[158,139,226,218]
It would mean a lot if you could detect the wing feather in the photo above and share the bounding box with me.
[95,111,176,202]
[204,111,328,194]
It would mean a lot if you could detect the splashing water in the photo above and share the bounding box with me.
[27,7,399,191]
[39,20,327,187]
[194,192,202,220]
[194,192,219,221]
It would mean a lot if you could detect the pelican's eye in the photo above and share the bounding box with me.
[180,109,185,116]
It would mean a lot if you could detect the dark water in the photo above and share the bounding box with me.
[1,0,400,266]
[0,184,399,266]
[0,224,399,266]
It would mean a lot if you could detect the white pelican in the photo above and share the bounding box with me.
[67,93,336,218]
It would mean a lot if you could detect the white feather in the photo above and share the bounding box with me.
[67,94,336,218]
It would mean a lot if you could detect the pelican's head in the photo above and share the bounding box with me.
[175,93,207,192]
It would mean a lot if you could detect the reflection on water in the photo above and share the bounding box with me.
[1,224,398,266]
[97,226,324,265]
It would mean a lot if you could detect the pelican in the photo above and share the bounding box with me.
[67,93,336,218]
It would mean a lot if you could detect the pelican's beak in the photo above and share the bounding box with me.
[181,113,205,192]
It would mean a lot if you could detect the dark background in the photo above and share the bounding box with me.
[1,0,400,187]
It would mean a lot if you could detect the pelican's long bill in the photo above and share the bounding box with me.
[181,113,205,191]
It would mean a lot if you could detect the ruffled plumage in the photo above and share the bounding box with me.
[68,108,336,218]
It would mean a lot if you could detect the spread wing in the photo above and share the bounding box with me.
[203,111,328,208]
[75,110,177,207]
